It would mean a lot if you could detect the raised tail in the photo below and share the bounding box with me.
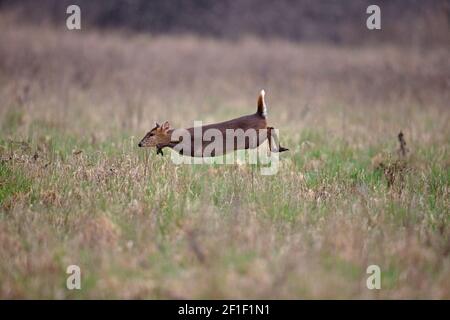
[256,89,267,118]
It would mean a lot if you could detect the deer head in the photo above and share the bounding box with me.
[138,121,172,148]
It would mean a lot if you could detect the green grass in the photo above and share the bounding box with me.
[0,19,449,299]
[0,164,31,206]
[2,126,448,297]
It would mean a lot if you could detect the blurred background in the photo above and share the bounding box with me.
[0,0,449,299]
[2,0,449,45]
[1,0,448,141]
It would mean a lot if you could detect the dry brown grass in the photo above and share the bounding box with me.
[0,13,449,299]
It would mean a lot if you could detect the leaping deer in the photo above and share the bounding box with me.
[138,90,288,157]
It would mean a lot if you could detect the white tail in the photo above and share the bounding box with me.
[257,89,267,117]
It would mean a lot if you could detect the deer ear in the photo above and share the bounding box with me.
[162,121,170,131]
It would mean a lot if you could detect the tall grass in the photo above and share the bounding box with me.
[0,14,449,298]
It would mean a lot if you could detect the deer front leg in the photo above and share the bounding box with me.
[157,139,182,156]
[156,144,164,156]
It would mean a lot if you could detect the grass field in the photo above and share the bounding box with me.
[0,15,449,298]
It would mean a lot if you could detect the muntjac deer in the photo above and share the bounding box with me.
[138,90,288,157]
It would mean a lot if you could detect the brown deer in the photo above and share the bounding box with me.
[138,90,288,157]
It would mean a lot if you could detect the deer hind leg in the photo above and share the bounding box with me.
[267,127,289,153]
